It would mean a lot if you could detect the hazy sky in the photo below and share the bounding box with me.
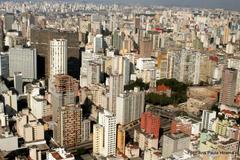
[83,0,240,11]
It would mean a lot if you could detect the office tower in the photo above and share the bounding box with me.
[140,112,161,139]
[109,74,123,113]
[55,104,82,148]
[112,30,124,51]
[9,46,37,80]
[116,87,145,125]
[139,37,153,58]
[93,34,103,53]
[162,133,190,158]
[0,53,9,78]
[201,110,216,131]
[220,68,238,106]
[0,19,4,52]
[93,110,116,157]
[4,13,14,32]
[14,72,23,94]
[87,61,101,85]
[30,27,79,78]
[50,39,67,77]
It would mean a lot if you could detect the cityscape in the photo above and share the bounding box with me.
[0,0,239,160]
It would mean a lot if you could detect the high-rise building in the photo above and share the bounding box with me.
[117,125,126,154]
[140,112,161,139]
[14,72,23,94]
[139,37,153,58]
[109,74,123,113]
[51,75,79,148]
[50,39,67,77]
[116,87,145,125]
[93,110,116,157]
[227,58,240,94]
[112,30,124,51]
[99,110,116,157]
[30,27,79,78]
[220,68,238,106]
[55,104,82,148]
[93,124,104,155]
[0,19,4,52]
[9,46,37,80]
[4,13,14,32]
[201,110,216,131]
[162,132,190,158]
[81,119,91,142]
[93,34,103,53]
[0,52,9,78]
[87,61,101,86]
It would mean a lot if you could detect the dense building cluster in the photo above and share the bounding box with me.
[0,1,239,160]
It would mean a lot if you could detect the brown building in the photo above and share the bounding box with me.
[30,27,80,78]
[220,68,238,106]
[139,37,153,58]
[55,104,82,149]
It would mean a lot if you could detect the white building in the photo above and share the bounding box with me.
[93,34,103,53]
[3,90,17,111]
[46,148,75,160]
[109,74,123,114]
[87,61,101,86]
[50,39,67,77]
[136,58,155,70]
[116,87,145,125]
[201,110,216,131]
[16,108,44,143]
[93,110,116,157]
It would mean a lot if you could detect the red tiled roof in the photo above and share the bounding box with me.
[156,84,170,92]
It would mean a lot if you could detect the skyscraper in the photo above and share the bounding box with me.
[93,110,116,157]
[4,13,14,32]
[0,19,4,52]
[116,87,145,125]
[30,27,79,78]
[201,110,217,131]
[139,37,153,58]
[93,34,103,53]
[220,68,238,106]
[9,46,37,80]
[50,39,67,77]
[14,72,23,94]
[55,104,82,148]
[109,74,123,113]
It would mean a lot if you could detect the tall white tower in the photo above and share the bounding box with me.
[93,34,103,53]
[50,39,67,77]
